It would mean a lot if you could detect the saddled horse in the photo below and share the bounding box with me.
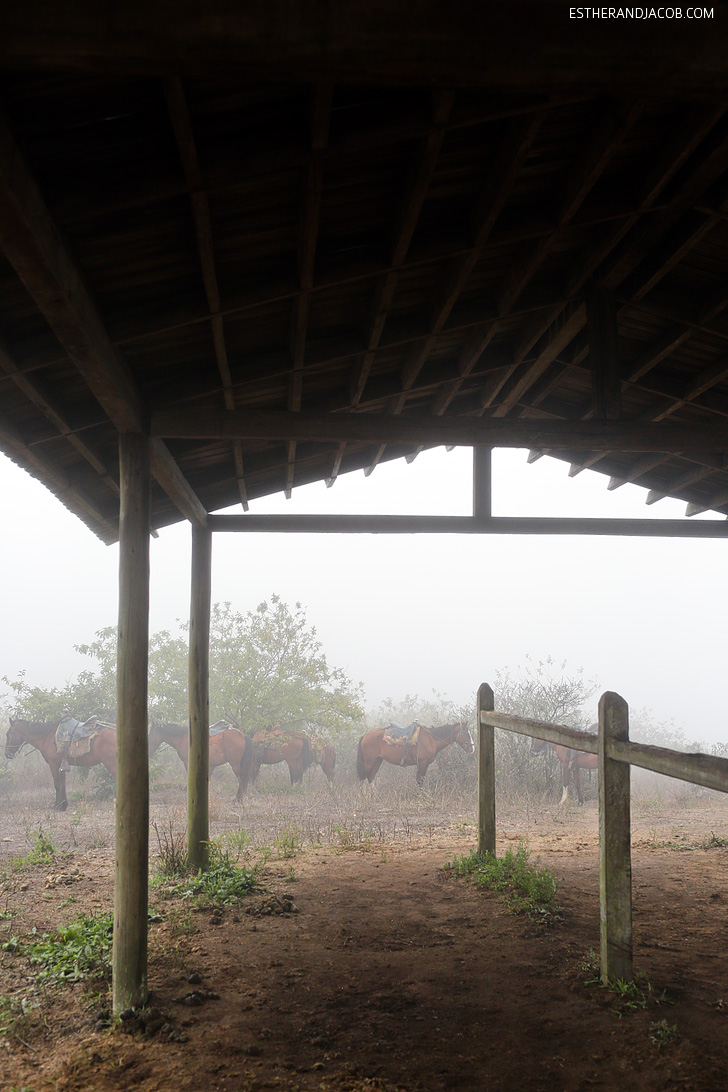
[5,717,117,811]
[356,722,474,786]
[531,730,598,804]
[311,740,336,782]
[148,722,255,801]
[252,726,312,785]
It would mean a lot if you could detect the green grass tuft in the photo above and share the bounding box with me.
[446,841,561,925]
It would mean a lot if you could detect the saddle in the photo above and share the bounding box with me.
[56,712,112,771]
[209,720,232,737]
[383,722,421,765]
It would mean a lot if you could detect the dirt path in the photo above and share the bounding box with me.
[1,798,727,1092]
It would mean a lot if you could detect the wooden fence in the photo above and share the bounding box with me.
[476,683,728,985]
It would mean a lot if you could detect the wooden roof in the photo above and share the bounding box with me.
[1,4,728,543]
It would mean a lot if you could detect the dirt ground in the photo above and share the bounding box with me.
[1,769,727,1092]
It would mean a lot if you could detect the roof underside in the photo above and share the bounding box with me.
[1,9,728,543]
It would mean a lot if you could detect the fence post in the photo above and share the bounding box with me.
[477,683,496,856]
[598,691,633,984]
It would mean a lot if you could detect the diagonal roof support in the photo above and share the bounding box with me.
[0,107,208,528]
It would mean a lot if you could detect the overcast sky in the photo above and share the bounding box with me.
[0,447,725,744]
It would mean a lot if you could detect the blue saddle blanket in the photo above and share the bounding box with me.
[386,721,419,740]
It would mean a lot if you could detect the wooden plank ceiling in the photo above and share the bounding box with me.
[1,26,728,542]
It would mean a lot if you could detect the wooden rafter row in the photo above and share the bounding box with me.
[0,107,207,528]
[366,108,544,477]
[502,105,728,410]
[286,83,332,497]
[163,76,249,511]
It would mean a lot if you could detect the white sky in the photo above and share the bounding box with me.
[0,447,726,744]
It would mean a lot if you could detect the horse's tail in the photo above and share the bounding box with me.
[356,736,366,781]
[237,735,256,793]
[300,734,312,774]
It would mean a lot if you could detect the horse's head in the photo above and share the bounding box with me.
[530,737,549,755]
[147,722,162,756]
[455,723,474,754]
[5,719,24,759]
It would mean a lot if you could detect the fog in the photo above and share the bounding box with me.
[0,447,726,744]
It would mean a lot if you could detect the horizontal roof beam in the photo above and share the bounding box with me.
[2,3,728,94]
[152,409,728,453]
[207,514,728,538]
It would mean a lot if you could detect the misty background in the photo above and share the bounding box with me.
[0,446,725,745]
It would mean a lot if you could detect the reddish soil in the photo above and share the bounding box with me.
[1,779,727,1092]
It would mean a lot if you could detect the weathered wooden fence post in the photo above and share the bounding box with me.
[188,524,212,872]
[598,690,633,984]
[113,432,150,1012]
[477,682,496,856]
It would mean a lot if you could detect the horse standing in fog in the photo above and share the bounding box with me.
[356,722,473,786]
[148,722,255,801]
[5,717,117,811]
[531,732,598,804]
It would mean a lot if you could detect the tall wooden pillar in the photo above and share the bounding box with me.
[477,682,496,856]
[598,691,633,983]
[188,524,212,871]
[473,447,492,518]
[113,432,150,1013]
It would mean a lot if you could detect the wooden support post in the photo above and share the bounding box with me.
[188,524,212,872]
[473,447,492,518]
[598,691,633,984]
[586,286,622,420]
[477,683,496,856]
[113,432,150,1013]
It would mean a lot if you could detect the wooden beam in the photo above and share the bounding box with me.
[2,3,728,93]
[206,513,728,538]
[0,411,119,543]
[586,287,621,420]
[473,447,492,518]
[113,432,150,1013]
[350,90,454,407]
[164,76,249,511]
[188,525,212,873]
[505,106,728,397]
[477,683,496,857]
[0,107,208,526]
[151,407,728,453]
[598,692,633,985]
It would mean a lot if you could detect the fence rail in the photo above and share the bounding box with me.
[476,683,728,986]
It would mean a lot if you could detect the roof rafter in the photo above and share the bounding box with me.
[163,75,249,512]
[0,107,207,528]
[286,83,332,497]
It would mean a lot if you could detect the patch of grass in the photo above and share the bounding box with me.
[702,831,728,849]
[650,1018,680,1048]
[222,829,253,856]
[9,825,62,872]
[24,912,114,984]
[158,843,260,908]
[581,949,672,1017]
[275,826,303,858]
[446,841,561,926]
[151,820,188,879]
[0,994,40,1044]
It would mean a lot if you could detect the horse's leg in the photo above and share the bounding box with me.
[51,761,68,811]
[367,756,383,784]
[559,759,569,805]
[574,764,584,805]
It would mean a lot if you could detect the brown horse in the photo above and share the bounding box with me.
[148,722,255,801]
[252,726,312,785]
[5,718,117,811]
[531,731,598,804]
[311,740,336,782]
[356,722,474,786]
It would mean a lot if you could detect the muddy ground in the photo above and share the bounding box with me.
[1,760,727,1092]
